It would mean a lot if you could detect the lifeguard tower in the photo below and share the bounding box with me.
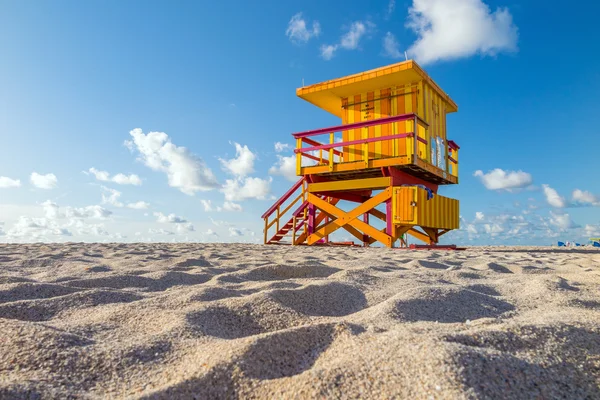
[262,60,460,248]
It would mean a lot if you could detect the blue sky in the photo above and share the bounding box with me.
[1,0,599,245]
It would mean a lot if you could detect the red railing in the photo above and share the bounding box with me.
[261,177,304,219]
[292,113,428,138]
[291,113,459,177]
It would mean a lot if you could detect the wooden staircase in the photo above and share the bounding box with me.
[262,178,306,245]
[262,178,337,245]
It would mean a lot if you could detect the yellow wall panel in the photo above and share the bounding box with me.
[323,73,454,179]
[393,186,459,230]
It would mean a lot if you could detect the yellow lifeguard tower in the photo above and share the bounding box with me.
[262,60,461,248]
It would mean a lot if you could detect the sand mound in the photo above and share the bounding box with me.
[0,243,599,398]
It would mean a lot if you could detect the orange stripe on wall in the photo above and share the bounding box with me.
[353,94,361,161]
[342,97,348,163]
[367,91,375,159]
[380,88,391,157]
[396,88,406,156]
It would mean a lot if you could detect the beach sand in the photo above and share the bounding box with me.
[0,243,599,399]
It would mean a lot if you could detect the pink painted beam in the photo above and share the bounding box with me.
[448,156,457,164]
[292,201,309,217]
[448,140,460,150]
[295,133,413,154]
[261,178,304,219]
[386,199,393,246]
[292,113,428,139]
[301,137,343,157]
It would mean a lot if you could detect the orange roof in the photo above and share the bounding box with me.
[296,60,458,118]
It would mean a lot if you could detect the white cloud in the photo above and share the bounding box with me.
[201,200,217,212]
[219,142,256,177]
[275,142,291,153]
[483,223,504,236]
[210,217,233,227]
[473,168,532,190]
[320,44,338,60]
[127,201,149,210]
[340,22,369,50]
[585,224,600,237]
[3,200,115,242]
[112,173,141,185]
[205,229,218,237]
[200,200,242,212]
[229,227,243,237]
[69,219,111,237]
[100,186,148,210]
[149,228,174,235]
[383,32,402,58]
[286,12,321,44]
[125,128,219,195]
[387,0,396,18]
[87,168,141,185]
[154,212,187,224]
[321,21,374,60]
[406,0,518,65]
[269,155,297,182]
[65,205,112,220]
[41,200,112,220]
[176,223,195,233]
[30,172,58,189]
[572,189,599,206]
[221,177,272,202]
[475,212,485,221]
[6,217,72,240]
[101,186,123,207]
[0,176,21,189]
[548,211,579,230]
[222,201,243,212]
[542,184,566,208]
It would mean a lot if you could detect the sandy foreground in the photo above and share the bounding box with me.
[0,244,599,399]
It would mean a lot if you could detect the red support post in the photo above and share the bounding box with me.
[308,203,316,235]
[363,212,369,247]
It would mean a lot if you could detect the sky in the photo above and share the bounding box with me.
[1,0,599,245]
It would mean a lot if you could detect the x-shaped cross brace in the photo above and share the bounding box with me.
[306,188,393,247]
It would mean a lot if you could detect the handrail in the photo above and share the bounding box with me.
[301,137,344,157]
[292,201,309,217]
[292,113,428,138]
[295,132,415,154]
[448,140,460,150]
[261,177,304,219]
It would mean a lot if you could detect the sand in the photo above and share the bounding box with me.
[0,243,599,399]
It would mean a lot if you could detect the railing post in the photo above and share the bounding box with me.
[413,115,418,164]
[363,142,368,168]
[329,132,334,172]
[325,213,330,244]
[264,217,268,244]
[296,138,302,176]
[292,216,297,245]
[455,148,459,177]
[303,207,308,237]
[276,206,280,233]
[386,198,394,248]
